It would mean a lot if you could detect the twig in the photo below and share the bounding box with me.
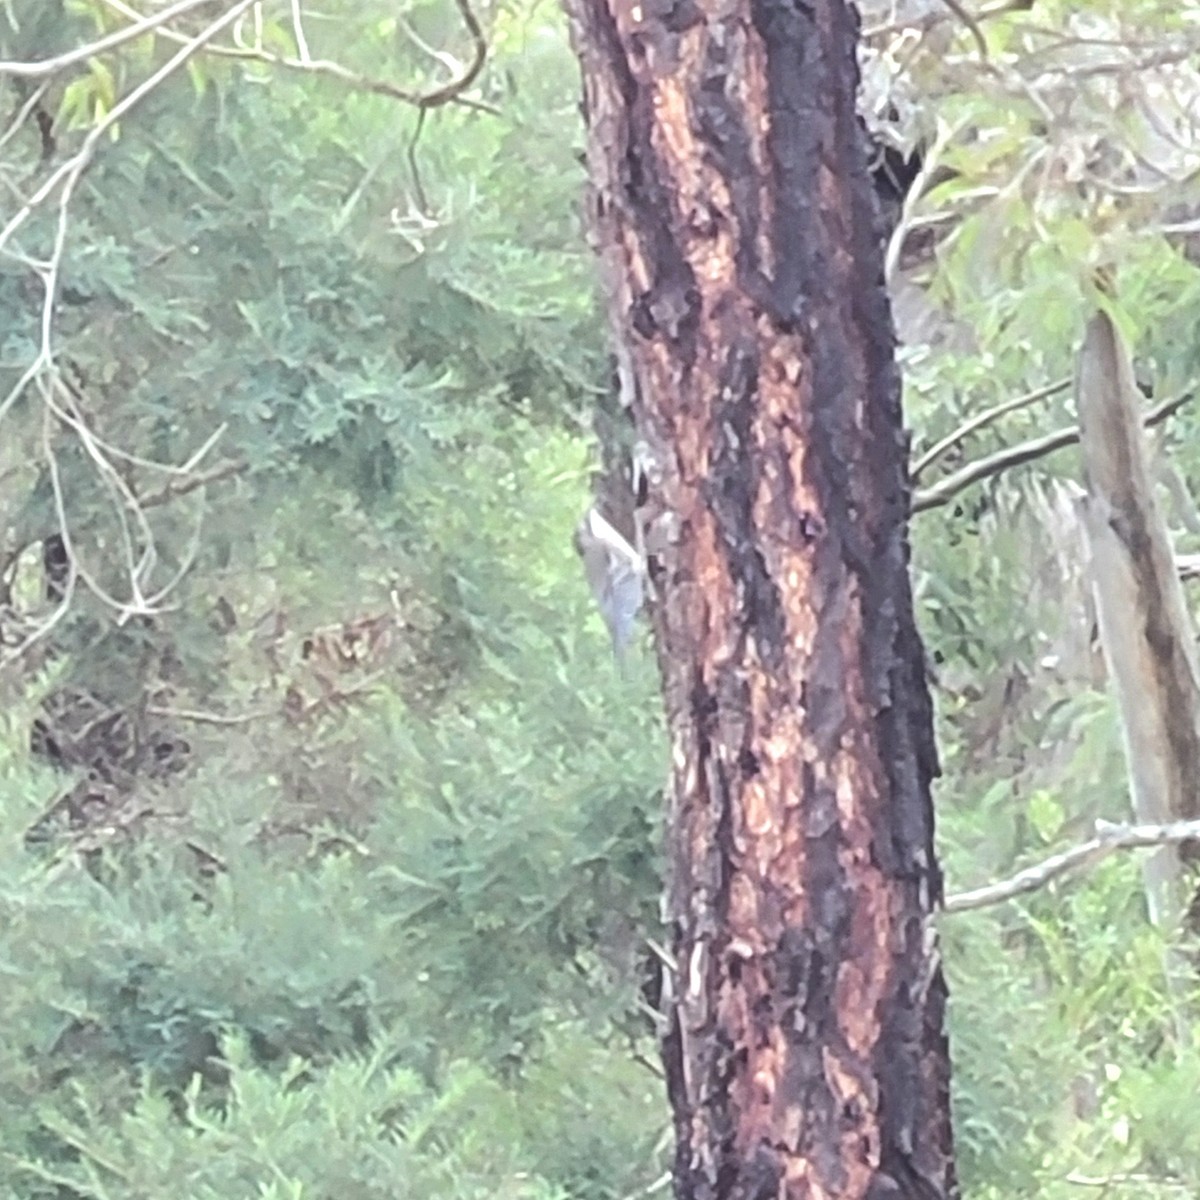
[139,458,247,508]
[44,378,159,601]
[397,10,466,79]
[619,1172,672,1200]
[944,818,1200,913]
[289,0,312,62]
[0,0,258,261]
[41,397,138,620]
[407,108,430,216]
[0,418,78,668]
[884,116,968,287]
[1177,554,1200,582]
[99,0,490,111]
[630,1049,665,1079]
[1036,41,1200,81]
[185,840,228,874]
[913,392,1193,515]
[937,0,989,62]
[863,0,1026,40]
[645,937,678,974]
[0,80,50,155]
[0,2,257,645]
[1065,1170,1190,1190]
[148,703,275,726]
[0,0,218,77]
[0,458,245,604]
[56,370,229,477]
[912,377,1072,481]
[1,0,260,442]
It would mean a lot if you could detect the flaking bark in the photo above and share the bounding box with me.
[562,0,958,1196]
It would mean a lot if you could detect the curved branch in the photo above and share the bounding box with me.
[913,392,1193,515]
[407,107,431,215]
[863,0,1027,40]
[0,80,50,155]
[99,0,492,111]
[944,818,1200,914]
[911,377,1071,481]
[0,1,258,656]
[0,0,219,77]
[883,115,968,288]
[936,0,989,62]
[0,0,258,261]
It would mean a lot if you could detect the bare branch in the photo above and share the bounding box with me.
[407,108,431,216]
[911,376,1072,481]
[944,818,1200,914]
[139,459,247,508]
[0,457,244,603]
[0,80,50,155]
[100,0,491,111]
[863,0,1027,42]
[0,1,259,644]
[1065,1170,1190,1191]
[289,0,313,62]
[0,418,78,669]
[55,372,228,478]
[0,0,259,265]
[618,1171,672,1200]
[1041,41,1200,81]
[936,0,989,62]
[147,703,274,726]
[44,379,162,600]
[42,397,141,619]
[913,392,1193,515]
[0,0,220,78]
[884,115,968,288]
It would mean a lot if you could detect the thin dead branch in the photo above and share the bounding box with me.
[0,459,244,605]
[139,459,247,508]
[884,116,968,287]
[100,0,491,111]
[937,0,989,62]
[0,0,218,78]
[913,392,1193,515]
[0,2,257,653]
[863,0,1028,42]
[944,818,1200,913]
[1065,1170,1190,1190]
[1,0,492,658]
[912,376,1072,481]
[147,703,274,726]
[0,80,50,156]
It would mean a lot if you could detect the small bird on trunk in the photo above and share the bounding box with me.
[573,506,645,662]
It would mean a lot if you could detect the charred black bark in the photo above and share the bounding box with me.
[564,0,958,1196]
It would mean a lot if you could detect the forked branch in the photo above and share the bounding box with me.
[98,0,490,111]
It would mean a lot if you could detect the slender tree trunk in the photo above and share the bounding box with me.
[1076,310,1200,1032]
[563,0,958,1196]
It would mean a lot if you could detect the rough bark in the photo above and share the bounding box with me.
[562,0,957,1197]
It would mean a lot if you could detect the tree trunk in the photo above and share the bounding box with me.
[563,1,957,1197]
[1076,310,1200,1016]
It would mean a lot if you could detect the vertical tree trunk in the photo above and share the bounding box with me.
[1076,310,1200,1026]
[563,1,958,1197]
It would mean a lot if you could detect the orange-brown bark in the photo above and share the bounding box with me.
[564,0,957,1197]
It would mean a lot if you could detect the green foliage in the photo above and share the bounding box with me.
[1,2,667,1196]
[4,0,1200,1197]
[7,1038,629,1199]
